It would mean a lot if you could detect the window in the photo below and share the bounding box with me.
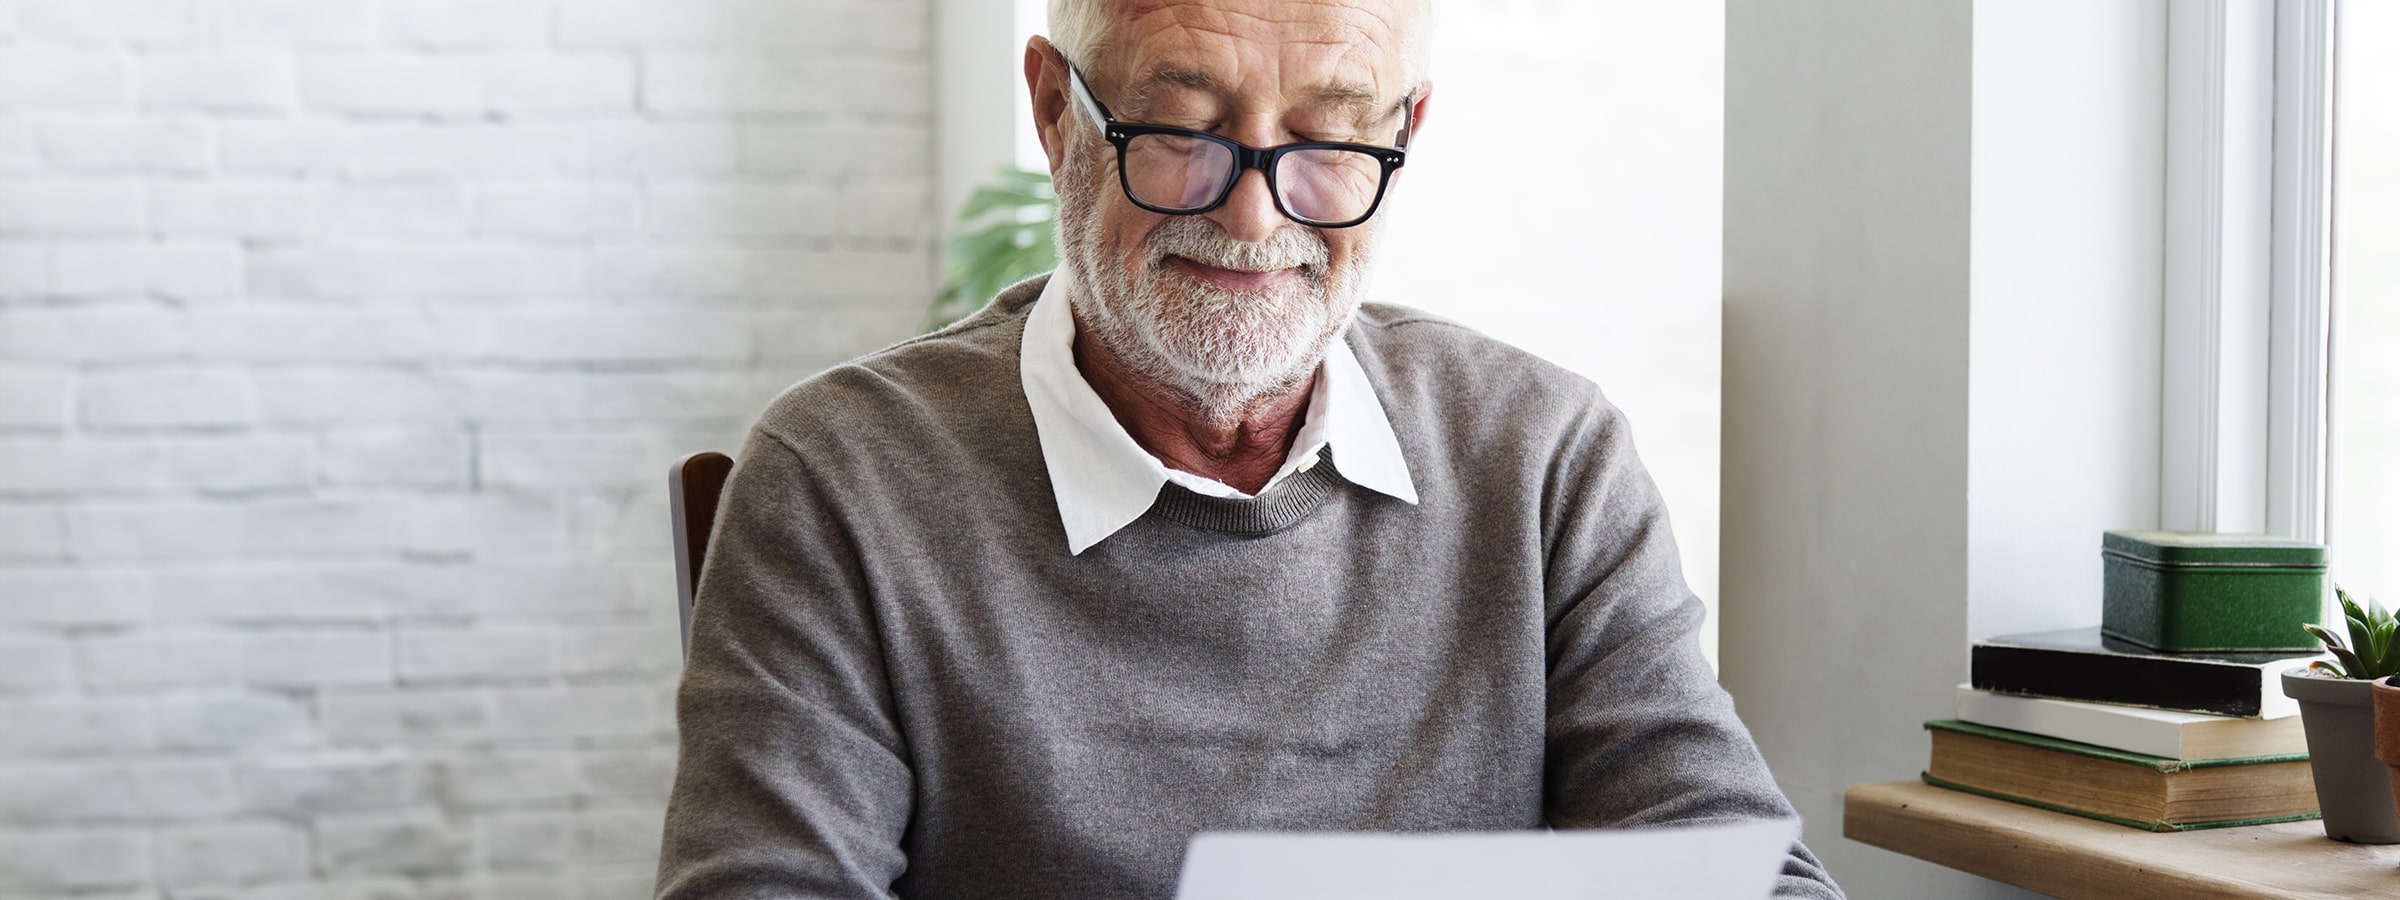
[2160,0,2327,541]
[2330,1,2400,603]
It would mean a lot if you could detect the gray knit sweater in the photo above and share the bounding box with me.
[654,277,1842,899]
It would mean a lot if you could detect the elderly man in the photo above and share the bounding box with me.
[655,0,1841,897]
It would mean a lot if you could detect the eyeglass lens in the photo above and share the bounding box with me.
[1122,134,1385,225]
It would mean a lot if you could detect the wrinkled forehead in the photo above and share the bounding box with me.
[1086,0,1414,106]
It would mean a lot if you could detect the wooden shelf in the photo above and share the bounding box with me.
[1844,781,2400,899]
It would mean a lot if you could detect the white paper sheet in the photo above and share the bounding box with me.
[1173,818,1802,900]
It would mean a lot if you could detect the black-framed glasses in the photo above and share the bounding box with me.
[1065,62,1411,229]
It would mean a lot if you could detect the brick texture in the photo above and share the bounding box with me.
[0,0,938,895]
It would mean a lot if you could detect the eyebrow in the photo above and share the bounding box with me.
[1127,63,1399,127]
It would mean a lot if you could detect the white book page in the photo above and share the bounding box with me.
[1173,818,1801,900]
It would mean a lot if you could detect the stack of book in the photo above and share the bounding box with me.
[1925,627,2328,832]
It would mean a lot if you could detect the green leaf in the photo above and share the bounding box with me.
[2304,620,2347,652]
[948,226,1019,263]
[993,166,1055,188]
[2329,645,2367,679]
[2369,606,2400,677]
[927,166,1060,330]
[958,186,1054,222]
[2305,622,2365,678]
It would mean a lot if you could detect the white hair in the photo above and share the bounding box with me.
[1047,0,1435,86]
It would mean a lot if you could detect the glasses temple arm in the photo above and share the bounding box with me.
[1064,63,1114,132]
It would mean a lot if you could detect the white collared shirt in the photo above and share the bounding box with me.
[1018,270,1419,555]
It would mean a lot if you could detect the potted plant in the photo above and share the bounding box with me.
[2283,587,2400,842]
[2376,675,2400,832]
[928,167,1057,330]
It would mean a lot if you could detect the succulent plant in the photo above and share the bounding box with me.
[2305,586,2400,679]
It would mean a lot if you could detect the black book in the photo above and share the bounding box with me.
[1969,627,2326,718]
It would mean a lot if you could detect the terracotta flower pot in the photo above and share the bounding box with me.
[2282,667,2400,843]
[2376,676,2400,828]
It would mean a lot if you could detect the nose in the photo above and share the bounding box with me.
[1206,167,1284,244]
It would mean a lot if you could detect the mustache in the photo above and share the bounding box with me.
[1142,216,1330,276]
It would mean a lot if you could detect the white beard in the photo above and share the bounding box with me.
[1053,141,1374,420]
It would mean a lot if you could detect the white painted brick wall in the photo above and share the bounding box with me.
[242,631,395,688]
[0,179,148,233]
[75,633,244,690]
[155,821,314,884]
[0,367,71,429]
[0,49,134,108]
[140,50,301,112]
[0,829,151,893]
[239,755,418,816]
[0,0,937,895]
[34,117,217,172]
[0,634,71,691]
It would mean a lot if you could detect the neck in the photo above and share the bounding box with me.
[1071,326,1316,496]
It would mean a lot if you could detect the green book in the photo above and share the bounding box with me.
[1920,720,2319,832]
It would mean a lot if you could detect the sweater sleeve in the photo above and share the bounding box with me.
[654,427,912,900]
[1538,395,1845,900]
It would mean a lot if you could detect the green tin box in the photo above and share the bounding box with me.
[2101,530,2325,652]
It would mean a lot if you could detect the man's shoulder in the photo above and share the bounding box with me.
[749,278,1042,452]
[1346,301,1607,414]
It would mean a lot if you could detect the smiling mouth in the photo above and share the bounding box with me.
[1167,256,1301,291]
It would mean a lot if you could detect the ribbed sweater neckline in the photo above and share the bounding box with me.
[1143,447,1346,534]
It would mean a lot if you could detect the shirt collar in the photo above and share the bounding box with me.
[1019,271,1418,555]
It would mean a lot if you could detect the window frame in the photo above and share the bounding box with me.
[2266,0,2336,546]
[2159,0,2334,545]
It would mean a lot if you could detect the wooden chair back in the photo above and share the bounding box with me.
[668,451,734,658]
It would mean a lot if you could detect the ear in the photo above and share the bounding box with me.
[1025,37,1071,176]
[1405,79,1434,142]
[1380,80,1432,199]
